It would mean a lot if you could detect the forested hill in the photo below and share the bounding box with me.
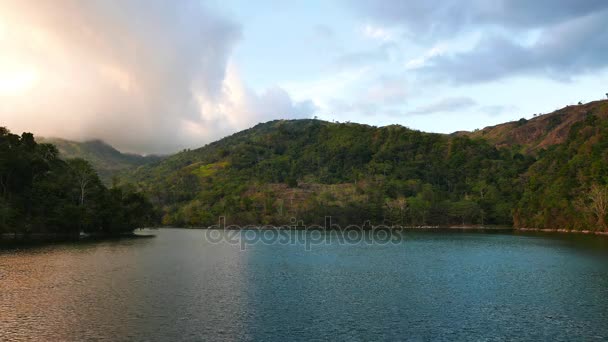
[37,137,163,183]
[121,100,608,230]
[122,119,533,227]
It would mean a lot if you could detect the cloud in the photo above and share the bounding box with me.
[350,1,608,83]
[220,64,317,124]
[408,97,477,115]
[187,63,318,146]
[421,10,608,83]
[0,0,314,154]
[351,0,608,38]
[361,24,394,41]
[405,44,448,70]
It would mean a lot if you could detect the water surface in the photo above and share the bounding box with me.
[2,229,608,341]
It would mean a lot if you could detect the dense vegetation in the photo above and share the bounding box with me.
[122,120,534,227]
[118,100,608,230]
[6,100,608,233]
[515,110,608,230]
[38,137,162,184]
[0,128,154,238]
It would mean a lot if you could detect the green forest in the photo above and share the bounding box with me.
[124,120,532,227]
[3,100,608,234]
[121,101,608,230]
[0,127,154,238]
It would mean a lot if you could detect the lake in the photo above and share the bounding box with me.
[2,228,608,341]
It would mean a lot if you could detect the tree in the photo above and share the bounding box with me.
[0,197,12,233]
[67,158,98,206]
[0,127,154,237]
[589,184,608,230]
[408,196,430,226]
[449,200,480,226]
[385,196,408,226]
[286,175,298,188]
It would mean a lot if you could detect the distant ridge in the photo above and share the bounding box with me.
[36,137,163,183]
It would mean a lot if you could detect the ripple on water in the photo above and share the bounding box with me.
[1,229,608,341]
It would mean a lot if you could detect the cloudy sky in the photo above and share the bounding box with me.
[0,0,607,154]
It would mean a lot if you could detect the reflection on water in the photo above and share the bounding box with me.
[2,229,608,341]
[0,231,249,341]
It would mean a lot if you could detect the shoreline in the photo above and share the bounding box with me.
[515,228,608,236]
[168,225,608,236]
[0,231,155,247]
[169,225,515,232]
[5,227,608,247]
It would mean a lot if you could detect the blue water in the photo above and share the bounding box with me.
[2,229,608,341]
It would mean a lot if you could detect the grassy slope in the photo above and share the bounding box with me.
[456,100,608,153]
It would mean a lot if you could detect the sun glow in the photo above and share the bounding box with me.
[0,15,39,96]
[0,63,39,96]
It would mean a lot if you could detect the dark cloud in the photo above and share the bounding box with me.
[422,10,608,83]
[350,1,608,83]
[351,0,608,37]
[408,97,476,115]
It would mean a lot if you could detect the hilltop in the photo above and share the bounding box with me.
[457,100,608,153]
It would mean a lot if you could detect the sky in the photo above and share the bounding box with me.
[0,0,607,154]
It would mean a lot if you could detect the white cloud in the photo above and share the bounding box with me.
[194,63,317,136]
[405,44,447,70]
[361,24,394,41]
[0,0,314,154]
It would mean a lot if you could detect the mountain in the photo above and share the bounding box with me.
[457,100,608,153]
[37,138,163,183]
[123,119,533,227]
[123,100,608,231]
